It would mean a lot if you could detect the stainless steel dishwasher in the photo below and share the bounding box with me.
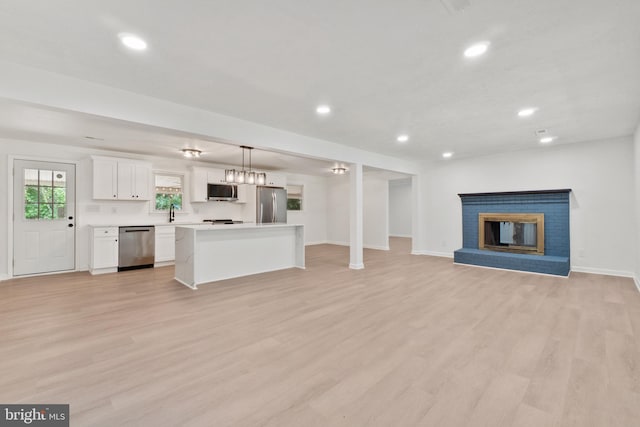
[118,226,155,271]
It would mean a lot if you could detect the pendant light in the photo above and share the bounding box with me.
[246,147,256,185]
[256,172,266,185]
[225,146,266,185]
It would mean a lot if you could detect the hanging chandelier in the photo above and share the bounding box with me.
[225,146,267,185]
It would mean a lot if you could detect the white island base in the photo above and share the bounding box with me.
[174,224,305,289]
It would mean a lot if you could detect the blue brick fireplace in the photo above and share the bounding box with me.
[453,189,571,276]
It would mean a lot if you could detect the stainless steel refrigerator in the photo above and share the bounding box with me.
[256,186,287,224]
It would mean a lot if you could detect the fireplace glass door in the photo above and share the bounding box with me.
[479,213,544,255]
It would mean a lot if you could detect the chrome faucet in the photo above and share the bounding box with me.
[169,203,175,223]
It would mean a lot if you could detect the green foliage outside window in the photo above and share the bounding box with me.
[25,186,66,220]
[156,193,182,211]
[287,198,301,211]
[154,173,183,211]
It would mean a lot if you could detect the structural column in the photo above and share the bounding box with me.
[349,162,364,269]
[411,174,424,255]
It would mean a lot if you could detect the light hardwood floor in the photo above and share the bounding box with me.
[1,238,639,426]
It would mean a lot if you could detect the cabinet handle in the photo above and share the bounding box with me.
[113,195,116,198]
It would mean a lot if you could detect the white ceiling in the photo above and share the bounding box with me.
[0,99,345,176]
[0,0,639,161]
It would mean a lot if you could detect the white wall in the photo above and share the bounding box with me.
[634,124,640,287]
[0,139,328,278]
[285,173,328,245]
[420,137,636,276]
[326,172,389,250]
[326,175,351,245]
[389,178,412,237]
[363,173,390,250]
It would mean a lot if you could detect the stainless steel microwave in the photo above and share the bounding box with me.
[207,184,238,201]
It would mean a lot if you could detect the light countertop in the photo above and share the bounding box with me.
[175,223,302,231]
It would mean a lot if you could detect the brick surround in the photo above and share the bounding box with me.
[453,190,571,276]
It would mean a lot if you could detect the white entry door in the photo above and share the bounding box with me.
[13,160,76,276]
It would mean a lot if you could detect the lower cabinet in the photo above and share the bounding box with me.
[155,226,176,263]
[90,227,119,274]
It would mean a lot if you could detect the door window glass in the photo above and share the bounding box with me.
[24,169,66,220]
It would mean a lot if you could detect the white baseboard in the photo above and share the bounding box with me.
[0,274,9,282]
[326,240,349,247]
[634,276,640,293]
[366,245,390,251]
[305,241,329,246]
[389,234,412,238]
[411,250,454,258]
[325,241,390,251]
[349,263,365,270]
[154,261,175,268]
[570,266,635,278]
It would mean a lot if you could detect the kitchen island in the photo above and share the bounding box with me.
[174,223,305,289]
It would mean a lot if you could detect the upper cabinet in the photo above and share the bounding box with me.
[118,161,152,200]
[265,173,287,188]
[91,156,152,200]
[92,157,118,200]
[190,167,208,202]
[207,168,227,184]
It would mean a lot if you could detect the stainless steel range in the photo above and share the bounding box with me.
[202,219,244,225]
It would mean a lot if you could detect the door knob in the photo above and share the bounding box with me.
[68,216,74,220]
[68,224,74,228]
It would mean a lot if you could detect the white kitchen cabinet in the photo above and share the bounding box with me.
[92,156,152,200]
[90,227,119,274]
[265,173,287,187]
[207,168,227,184]
[92,157,118,200]
[241,185,257,222]
[117,161,151,200]
[190,167,208,202]
[236,184,249,203]
[155,226,176,263]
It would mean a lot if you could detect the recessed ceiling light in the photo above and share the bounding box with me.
[119,33,148,51]
[464,42,489,58]
[442,152,454,158]
[316,105,331,115]
[397,134,409,143]
[539,137,555,144]
[518,107,538,117]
